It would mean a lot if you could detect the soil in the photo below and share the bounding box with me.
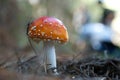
[0,44,120,80]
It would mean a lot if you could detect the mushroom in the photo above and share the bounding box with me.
[27,16,68,74]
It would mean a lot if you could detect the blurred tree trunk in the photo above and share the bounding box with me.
[0,0,20,48]
[0,0,19,32]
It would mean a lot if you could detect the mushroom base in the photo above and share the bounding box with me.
[43,41,57,70]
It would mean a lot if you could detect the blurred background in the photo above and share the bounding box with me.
[1,0,120,68]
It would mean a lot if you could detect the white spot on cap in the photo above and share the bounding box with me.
[50,32,53,34]
[45,35,47,36]
[41,32,45,36]
[57,37,59,39]
[38,30,40,31]
[40,24,43,27]
[38,33,40,35]
[28,31,31,34]
[31,26,36,30]
[49,23,52,25]
[56,24,61,27]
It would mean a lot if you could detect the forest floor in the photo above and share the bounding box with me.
[0,46,120,80]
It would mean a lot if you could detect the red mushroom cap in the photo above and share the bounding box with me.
[27,16,68,43]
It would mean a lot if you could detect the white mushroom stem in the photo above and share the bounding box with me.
[43,41,57,72]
